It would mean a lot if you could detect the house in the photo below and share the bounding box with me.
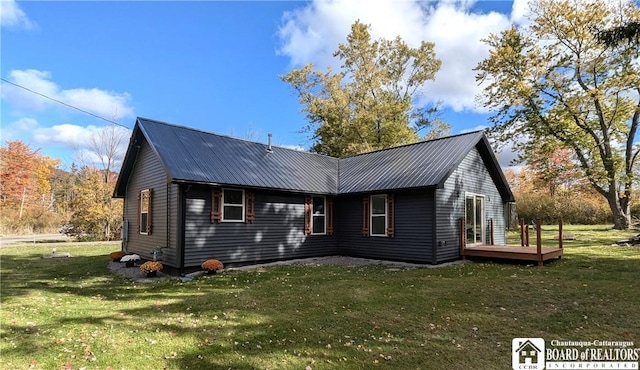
[113,117,514,274]
[515,339,542,365]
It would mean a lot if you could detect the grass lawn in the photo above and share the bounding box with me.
[1,225,639,369]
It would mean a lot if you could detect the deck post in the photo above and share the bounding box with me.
[558,218,563,249]
[536,218,542,266]
[525,222,530,247]
[459,218,466,259]
[519,219,525,246]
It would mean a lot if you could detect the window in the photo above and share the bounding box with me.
[222,189,244,222]
[304,195,333,236]
[139,189,152,235]
[312,196,326,234]
[363,194,394,237]
[211,188,254,224]
[370,194,387,236]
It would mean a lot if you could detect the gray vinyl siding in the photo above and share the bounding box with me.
[182,186,338,267]
[435,147,507,262]
[122,140,179,266]
[335,189,434,263]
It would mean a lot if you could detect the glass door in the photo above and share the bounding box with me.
[465,193,485,245]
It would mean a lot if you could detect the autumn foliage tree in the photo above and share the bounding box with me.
[0,141,62,233]
[0,123,126,239]
[475,0,640,229]
[66,167,122,241]
[505,161,611,225]
[62,124,126,241]
[281,20,448,158]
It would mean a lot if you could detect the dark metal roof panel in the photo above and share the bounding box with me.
[338,131,486,193]
[137,118,339,194]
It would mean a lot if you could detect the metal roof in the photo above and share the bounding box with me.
[114,117,513,202]
[131,118,338,194]
[338,131,486,193]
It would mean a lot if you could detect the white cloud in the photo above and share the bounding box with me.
[510,0,530,25]
[277,0,516,113]
[0,0,35,29]
[2,69,134,121]
[32,123,130,150]
[280,144,305,151]
[1,117,39,141]
[32,123,131,169]
[10,117,38,131]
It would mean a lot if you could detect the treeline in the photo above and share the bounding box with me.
[504,148,614,225]
[0,140,122,240]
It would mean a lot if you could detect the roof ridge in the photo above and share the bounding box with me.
[136,117,337,160]
[341,130,486,159]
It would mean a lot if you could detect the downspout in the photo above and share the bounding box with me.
[431,189,438,265]
[178,184,189,276]
[121,199,127,252]
[166,182,170,256]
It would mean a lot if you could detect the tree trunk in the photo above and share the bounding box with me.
[607,191,631,230]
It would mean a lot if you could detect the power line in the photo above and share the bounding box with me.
[0,77,130,129]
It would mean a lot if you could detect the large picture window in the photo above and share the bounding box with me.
[139,189,152,235]
[222,189,245,222]
[370,194,387,236]
[312,196,326,235]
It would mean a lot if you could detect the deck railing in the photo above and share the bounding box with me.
[459,217,564,266]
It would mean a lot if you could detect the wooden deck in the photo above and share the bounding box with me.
[459,218,564,266]
[462,245,563,266]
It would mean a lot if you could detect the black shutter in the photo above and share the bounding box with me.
[304,195,312,236]
[211,188,222,223]
[245,191,255,223]
[362,196,369,236]
[386,193,394,238]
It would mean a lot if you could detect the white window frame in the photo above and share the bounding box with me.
[311,196,326,235]
[139,189,150,235]
[222,188,245,222]
[370,194,387,237]
[465,192,485,246]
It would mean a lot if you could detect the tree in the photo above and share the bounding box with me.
[87,124,129,183]
[0,141,60,214]
[61,124,127,240]
[0,141,62,233]
[67,167,121,241]
[596,21,640,48]
[281,20,448,158]
[525,145,580,196]
[475,0,640,229]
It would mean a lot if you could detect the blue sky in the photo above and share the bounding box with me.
[1,0,528,170]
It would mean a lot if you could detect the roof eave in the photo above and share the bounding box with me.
[477,135,515,203]
[170,178,337,196]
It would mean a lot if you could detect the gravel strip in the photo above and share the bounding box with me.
[108,256,468,282]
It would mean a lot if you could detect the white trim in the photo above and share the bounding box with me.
[311,195,326,235]
[221,188,245,222]
[370,194,387,237]
[465,192,485,245]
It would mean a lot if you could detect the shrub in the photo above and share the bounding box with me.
[140,261,163,274]
[201,259,224,271]
[109,251,126,261]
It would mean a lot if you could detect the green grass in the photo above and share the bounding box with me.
[1,225,639,369]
